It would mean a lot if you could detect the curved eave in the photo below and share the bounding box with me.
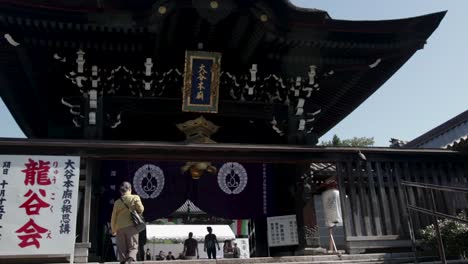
[314,54,414,137]
[0,3,446,43]
[280,0,330,20]
[288,11,446,38]
[326,11,446,34]
[283,0,327,13]
[310,12,446,137]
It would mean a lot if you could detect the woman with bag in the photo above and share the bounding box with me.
[111,182,145,264]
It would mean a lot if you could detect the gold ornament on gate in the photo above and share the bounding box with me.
[181,161,217,180]
[177,116,219,179]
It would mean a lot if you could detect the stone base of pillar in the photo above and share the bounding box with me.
[73,242,91,263]
[296,247,327,255]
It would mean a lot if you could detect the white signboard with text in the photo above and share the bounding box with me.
[0,155,80,257]
[267,215,299,247]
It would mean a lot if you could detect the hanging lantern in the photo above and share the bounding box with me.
[322,187,343,228]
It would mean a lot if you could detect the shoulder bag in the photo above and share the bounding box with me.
[120,197,146,232]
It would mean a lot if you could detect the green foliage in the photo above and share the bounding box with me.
[420,214,468,258]
[147,238,180,244]
[320,134,375,147]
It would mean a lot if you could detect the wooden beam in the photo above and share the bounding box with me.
[104,96,288,120]
[0,138,461,158]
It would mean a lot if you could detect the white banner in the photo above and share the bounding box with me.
[0,155,80,257]
[267,215,299,247]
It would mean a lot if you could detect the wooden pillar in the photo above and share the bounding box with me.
[302,195,319,248]
[286,104,320,254]
[81,159,94,243]
[336,162,351,253]
[253,219,269,257]
[294,164,319,255]
[76,82,104,262]
[294,189,306,252]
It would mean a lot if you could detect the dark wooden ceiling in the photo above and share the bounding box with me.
[0,0,446,144]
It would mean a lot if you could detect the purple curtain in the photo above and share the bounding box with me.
[100,160,274,222]
[192,162,271,219]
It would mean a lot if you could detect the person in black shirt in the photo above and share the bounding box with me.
[183,232,199,259]
[204,226,220,259]
[145,248,152,260]
[233,243,241,258]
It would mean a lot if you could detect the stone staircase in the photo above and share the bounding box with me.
[84,253,468,264]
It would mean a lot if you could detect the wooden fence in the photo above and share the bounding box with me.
[336,160,468,253]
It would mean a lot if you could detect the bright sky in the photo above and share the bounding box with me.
[0,1,467,145]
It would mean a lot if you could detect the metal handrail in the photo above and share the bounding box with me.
[402,181,468,264]
[402,180,468,193]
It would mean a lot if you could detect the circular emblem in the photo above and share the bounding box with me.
[217,162,248,195]
[133,164,165,199]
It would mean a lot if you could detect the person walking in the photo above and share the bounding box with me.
[137,228,147,261]
[183,232,199,259]
[204,226,220,259]
[111,182,144,264]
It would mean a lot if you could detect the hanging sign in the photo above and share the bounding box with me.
[182,50,221,113]
[0,155,80,260]
[267,215,299,247]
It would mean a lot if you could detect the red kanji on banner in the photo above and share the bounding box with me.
[19,189,50,215]
[15,219,48,248]
[21,159,52,186]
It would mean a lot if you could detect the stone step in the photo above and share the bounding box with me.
[85,260,409,264]
[90,259,466,264]
[58,253,468,264]
[88,254,416,264]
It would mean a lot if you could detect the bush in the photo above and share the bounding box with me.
[420,214,468,259]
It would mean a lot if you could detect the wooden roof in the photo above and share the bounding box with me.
[406,110,468,148]
[448,135,468,152]
[0,0,446,144]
